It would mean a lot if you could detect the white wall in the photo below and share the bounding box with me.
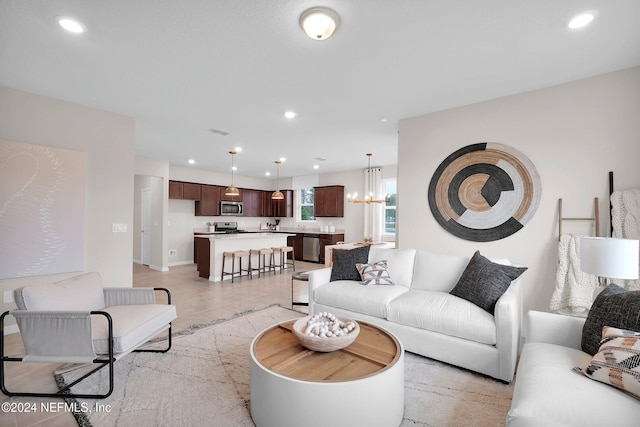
[0,86,136,322]
[398,67,640,315]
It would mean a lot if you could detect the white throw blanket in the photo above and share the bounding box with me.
[611,189,640,290]
[550,234,600,317]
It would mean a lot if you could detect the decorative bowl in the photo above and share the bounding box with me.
[292,314,360,352]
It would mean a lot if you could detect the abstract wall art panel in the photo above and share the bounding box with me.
[428,143,541,242]
[0,140,85,279]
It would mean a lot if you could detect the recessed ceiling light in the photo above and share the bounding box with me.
[380,117,389,122]
[232,166,237,171]
[567,10,598,29]
[313,165,319,170]
[284,111,297,119]
[58,17,86,33]
[234,146,242,152]
[265,172,271,176]
[279,157,286,162]
[188,159,195,164]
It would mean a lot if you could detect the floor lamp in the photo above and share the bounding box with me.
[580,237,640,287]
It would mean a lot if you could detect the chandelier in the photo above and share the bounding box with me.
[347,153,390,204]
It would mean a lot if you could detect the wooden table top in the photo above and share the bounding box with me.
[252,319,402,382]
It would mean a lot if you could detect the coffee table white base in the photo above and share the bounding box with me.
[249,345,404,427]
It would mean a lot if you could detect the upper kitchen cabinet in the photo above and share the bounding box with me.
[262,190,274,218]
[195,185,221,216]
[314,185,344,217]
[169,181,201,200]
[272,190,294,218]
[242,189,262,217]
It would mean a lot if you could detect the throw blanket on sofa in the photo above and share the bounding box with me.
[611,189,640,290]
[550,234,600,317]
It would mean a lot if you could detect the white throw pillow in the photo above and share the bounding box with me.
[368,248,416,288]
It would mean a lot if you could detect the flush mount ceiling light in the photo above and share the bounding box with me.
[567,10,598,29]
[57,17,86,33]
[224,150,240,197]
[300,7,340,40]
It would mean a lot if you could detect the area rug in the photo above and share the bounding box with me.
[55,305,513,426]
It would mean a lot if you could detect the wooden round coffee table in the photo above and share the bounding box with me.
[249,318,404,427]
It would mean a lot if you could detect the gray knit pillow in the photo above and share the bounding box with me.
[330,245,371,282]
[450,251,527,314]
[582,284,640,355]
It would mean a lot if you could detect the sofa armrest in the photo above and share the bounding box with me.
[525,310,585,350]
[307,268,332,314]
[103,287,171,307]
[494,277,523,382]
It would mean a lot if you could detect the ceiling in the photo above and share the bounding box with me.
[1,1,639,179]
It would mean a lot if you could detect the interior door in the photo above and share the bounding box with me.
[141,188,151,265]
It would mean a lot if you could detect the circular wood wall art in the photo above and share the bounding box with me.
[428,143,541,242]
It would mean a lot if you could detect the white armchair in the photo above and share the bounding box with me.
[1,272,177,399]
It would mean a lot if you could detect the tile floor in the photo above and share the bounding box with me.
[0,261,321,426]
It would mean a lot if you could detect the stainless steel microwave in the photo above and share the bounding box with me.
[220,201,243,216]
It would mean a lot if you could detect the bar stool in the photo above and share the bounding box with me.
[272,246,295,273]
[221,250,251,283]
[250,248,275,278]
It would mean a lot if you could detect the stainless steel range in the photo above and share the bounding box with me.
[214,222,248,234]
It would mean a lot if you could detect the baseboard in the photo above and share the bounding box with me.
[168,260,195,267]
[3,324,19,335]
[149,264,169,272]
[133,258,142,264]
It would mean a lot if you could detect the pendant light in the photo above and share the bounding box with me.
[224,150,240,197]
[272,160,284,200]
[347,153,390,204]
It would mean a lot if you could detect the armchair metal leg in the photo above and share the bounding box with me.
[135,287,173,353]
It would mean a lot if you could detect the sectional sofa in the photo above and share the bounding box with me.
[307,246,526,382]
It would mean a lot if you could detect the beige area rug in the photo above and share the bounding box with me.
[55,305,513,426]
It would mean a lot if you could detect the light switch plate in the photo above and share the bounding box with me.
[112,223,127,233]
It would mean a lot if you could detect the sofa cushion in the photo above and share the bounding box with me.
[356,261,395,285]
[582,284,640,355]
[368,247,416,288]
[21,272,106,311]
[574,326,640,400]
[330,245,371,282]
[450,251,527,314]
[411,251,470,292]
[507,342,640,426]
[92,304,177,354]
[386,290,497,345]
[313,280,409,318]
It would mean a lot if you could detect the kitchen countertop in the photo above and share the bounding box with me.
[194,228,345,236]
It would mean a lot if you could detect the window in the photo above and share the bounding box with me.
[383,179,396,234]
[299,188,315,221]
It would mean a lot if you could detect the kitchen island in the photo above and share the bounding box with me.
[195,233,294,282]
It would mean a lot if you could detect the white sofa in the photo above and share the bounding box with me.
[307,247,523,382]
[507,311,640,426]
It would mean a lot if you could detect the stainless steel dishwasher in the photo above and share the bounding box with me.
[302,234,320,262]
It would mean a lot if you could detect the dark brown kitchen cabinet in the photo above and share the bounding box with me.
[195,185,221,216]
[169,181,201,200]
[288,235,303,261]
[319,233,344,264]
[262,191,274,217]
[272,190,294,218]
[242,189,262,217]
[314,185,344,217]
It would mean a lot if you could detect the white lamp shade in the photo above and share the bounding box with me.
[580,237,640,280]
